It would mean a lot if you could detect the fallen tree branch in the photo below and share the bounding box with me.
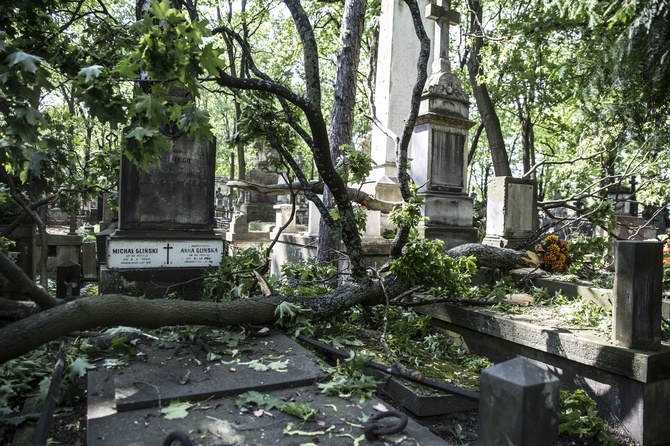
[226,180,401,213]
[446,243,541,271]
[0,278,396,364]
[0,295,280,363]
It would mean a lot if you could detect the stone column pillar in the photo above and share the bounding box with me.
[364,0,434,202]
[407,0,476,249]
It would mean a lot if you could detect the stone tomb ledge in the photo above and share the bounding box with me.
[416,303,670,445]
[88,331,447,446]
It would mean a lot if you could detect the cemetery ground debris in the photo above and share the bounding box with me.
[0,321,632,446]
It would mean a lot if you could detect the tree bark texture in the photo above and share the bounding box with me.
[317,0,368,270]
[466,0,512,178]
[446,243,540,271]
[0,280,395,364]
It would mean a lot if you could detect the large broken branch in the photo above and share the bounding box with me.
[227,180,401,213]
[0,280,392,364]
[446,243,541,271]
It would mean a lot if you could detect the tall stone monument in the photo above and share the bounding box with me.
[409,0,477,248]
[100,88,223,299]
[363,0,434,202]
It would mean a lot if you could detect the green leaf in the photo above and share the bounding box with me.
[199,44,221,76]
[134,94,167,121]
[266,359,289,372]
[125,126,154,141]
[5,117,39,143]
[279,402,317,421]
[117,58,139,78]
[149,0,174,21]
[244,358,288,372]
[14,106,43,126]
[78,65,104,83]
[67,357,96,380]
[235,390,282,410]
[5,51,43,73]
[161,400,192,420]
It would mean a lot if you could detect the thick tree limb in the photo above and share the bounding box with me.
[0,295,280,363]
[0,298,39,319]
[0,251,61,309]
[446,243,541,271]
[226,180,401,213]
[0,278,399,364]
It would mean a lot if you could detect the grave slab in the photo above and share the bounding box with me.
[109,334,325,412]
[88,331,447,446]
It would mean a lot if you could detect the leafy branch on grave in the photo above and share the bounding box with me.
[235,390,317,422]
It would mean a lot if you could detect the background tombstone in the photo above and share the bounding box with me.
[239,144,279,223]
[482,176,538,248]
[0,222,36,299]
[478,357,560,446]
[101,87,223,300]
[409,0,477,249]
[613,240,662,350]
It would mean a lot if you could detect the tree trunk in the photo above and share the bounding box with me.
[466,0,511,178]
[317,0,367,270]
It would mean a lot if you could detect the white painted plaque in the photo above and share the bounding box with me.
[108,239,224,269]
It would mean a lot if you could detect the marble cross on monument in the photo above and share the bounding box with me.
[425,0,461,75]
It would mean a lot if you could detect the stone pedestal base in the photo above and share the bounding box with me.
[240,202,275,223]
[99,265,209,300]
[359,170,403,203]
[483,176,537,249]
[418,224,478,250]
[418,191,477,249]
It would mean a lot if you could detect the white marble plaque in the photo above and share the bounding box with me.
[108,239,223,269]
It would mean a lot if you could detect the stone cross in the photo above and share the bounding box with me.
[425,0,460,74]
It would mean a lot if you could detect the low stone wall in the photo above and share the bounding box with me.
[416,302,670,445]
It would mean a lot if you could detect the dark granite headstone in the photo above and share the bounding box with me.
[478,357,560,446]
[119,135,216,230]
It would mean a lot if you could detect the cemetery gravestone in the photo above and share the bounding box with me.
[482,176,538,249]
[409,0,476,249]
[0,222,36,299]
[478,357,560,446]
[100,88,223,299]
[613,240,663,350]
